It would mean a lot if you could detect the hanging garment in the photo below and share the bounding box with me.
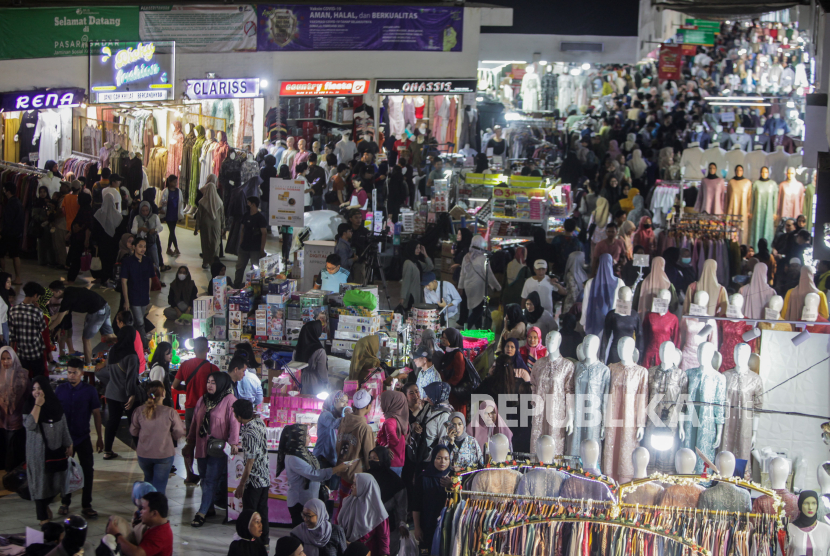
[387,96,406,138]
[468,469,522,494]
[529,355,575,455]
[658,484,705,508]
[458,107,479,152]
[569,361,611,464]
[695,176,727,214]
[683,366,726,474]
[600,312,644,365]
[514,468,568,498]
[146,147,168,190]
[726,177,753,244]
[778,177,804,220]
[33,110,61,168]
[622,482,665,505]
[750,179,779,249]
[179,128,197,202]
[403,97,416,126]
[644,364,688,474]
[189,126,207,205]
[521,71,541,111]
[702,145,727,174]
[719,369,763,468]
[753,489,799,520]
[18,110,39,162]
[4,116,20,163]
[804,179,816,230]
[641,311,680,368]
[602,361,648,483]
[680,318,718,371]
[541,71,558,111]
[679,146,705,180]
[697,482,751,512]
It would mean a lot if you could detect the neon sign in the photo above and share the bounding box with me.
[89,40,175,104]
[0,88,84,112]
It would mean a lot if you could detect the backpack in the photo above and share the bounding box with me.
[449,353,482,403]
[407,407,449,463]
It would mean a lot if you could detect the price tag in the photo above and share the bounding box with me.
[689,303,708,317]
[633,254,650,268]
[726,304,742,318]
[651,298,669,315]
[615,299,631,316]
[802,306,818,321]
[765,308,780,320]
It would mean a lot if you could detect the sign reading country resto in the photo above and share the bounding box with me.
[257,5,463,52]
[0,6,139,60]
[279,80,369,96]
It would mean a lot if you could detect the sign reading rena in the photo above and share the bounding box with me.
[279,80,368,96]
[186,78,260,99]
[374,79,477,95]
[1,87,85,111]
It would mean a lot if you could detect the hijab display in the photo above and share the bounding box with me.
[785,265,828,321]
[739,262,776,319]
[684,259,727,317]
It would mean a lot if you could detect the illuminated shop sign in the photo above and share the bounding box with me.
[186,78,260,99]
[374,79,477,95]
[0,87,85,112]
[89,40,175,103]
[279,80,368,96]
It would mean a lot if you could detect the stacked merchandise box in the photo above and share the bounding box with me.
[263,278,298,343]
[192,296,213,339]
[529,197,544,220]
[515,194,530,220]
[212,276,229,340]
[207,340,231,371]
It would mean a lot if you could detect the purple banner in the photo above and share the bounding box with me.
[256,5,463,52]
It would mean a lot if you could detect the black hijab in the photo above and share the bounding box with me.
[108,326,137,365]
[454,228,473,264]
[421,445,452,486]
[504,303,526,330]
[199,371,234,438]
[792,490,819,529]
[705,164,719,180]
[276,424,319,485]
[757,238,771,261]
[295,320,324,363]
[731,164,745,181]
[24,376,64,422]
[368,446,406,503]
[402,240,424,272]
[142,188,158,214]
[343,542,370,556]
[524,291,545,322]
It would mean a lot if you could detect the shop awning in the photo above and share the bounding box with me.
[651,0,809,20]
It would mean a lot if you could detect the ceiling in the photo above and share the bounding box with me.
[651,0,810,20]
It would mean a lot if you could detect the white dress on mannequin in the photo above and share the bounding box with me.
[388,96,406,137]
[521,70,541,112]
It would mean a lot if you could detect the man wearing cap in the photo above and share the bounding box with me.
[521,259,557,315]
[411,345,441,398]
[422,272,462,321]
[313,253,351,293]
[335,389,375,504]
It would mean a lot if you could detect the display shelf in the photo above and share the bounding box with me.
[288,117,351,126]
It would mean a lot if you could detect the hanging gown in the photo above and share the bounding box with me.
[433,96,445,145]
[387,96,406,137]
[529,355,575,455]
[719,369,763,469]
[659,484,705,508]
[568,361,611,465]
[641,311,680,368]
[602,362,648,484]
[683,366,726,474]
[695,177,726,214]
[750,179,779,249]
[697,482,751,512]
[599,312,643,365]
[680,318,719,371]
[778,178,804,220]
[717,320,757,370]
[726,177,753,244]
[644,364,688,475]
[804,179,816,230]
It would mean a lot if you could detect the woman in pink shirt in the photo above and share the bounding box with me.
[186,371,238,527]
[130,381,185,495]
[376,391,409,475]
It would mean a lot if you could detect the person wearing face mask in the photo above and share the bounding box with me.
[163,267,197,321]
[632,216,656,256]
[663,247,694,299]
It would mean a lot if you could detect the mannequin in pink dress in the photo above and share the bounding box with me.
[432,95,444,144]
[778,166,805,220]
[695,163,727,214]
[718,294,758,370]
[642,289,681,367]
[679,291,718,371]
[291,138,310,178]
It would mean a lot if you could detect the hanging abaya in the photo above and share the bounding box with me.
[225,175,261,256]
[751,172,779,249]
[197,175,224,266]
[726,167,753,245]
[91,194,122,282]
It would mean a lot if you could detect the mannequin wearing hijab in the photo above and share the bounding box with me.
[683,259,728,317]
[339,473,390,555]
[739,262,777,319]
[196,174,224,267]
[294,320,329,397]
[727,165,753,244]
[289,499,346,556]
[696,163,727,214]
[228,509,268,556]
[788,491,830,556]
[783,265,830,321]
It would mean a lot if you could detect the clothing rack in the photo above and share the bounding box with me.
[69,151,99,160]
[0,161,46,175]
[669,213,744,237]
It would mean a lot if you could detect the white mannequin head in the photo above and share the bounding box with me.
[818,462,830,495]
[804,293,820,321]
[716,451,736,477]
[768,295,784,312]
[769,457,790,490]
[618,287,633,302]
[576,343,585,362]
[729,293,744,318]
[583,335,600,363]
[733,343,751,372]
[526,65,535,75]
[632,447,650,479]
[694,290,710,308]
[546,331,562,359]
[536,435,555,464]
[698,342,716,372]
[580,439,600,471]
[658,289,671,302]
[787,167,796,180]
[618,336,636,365]
[712,351,723,372]
[748,353,761,374]
[489,434,510,463]
[675,448,697,474]
[659,341,677,370]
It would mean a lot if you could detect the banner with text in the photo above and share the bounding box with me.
[658,45,683,82]
[257,4,463,52]
[140,5,257,53]
[0,6,139,60]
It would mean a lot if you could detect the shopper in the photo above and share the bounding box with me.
[519,326,548,366]
[501,246,532,309]
[47,282,116,365]
[591,222,627,274]
[313,254,351,294]
[91,193,122,285]
[188,371,239,527]
[275,536,305,556]
[334,224,355,274]
[523,291,557,342]
[633,216,656,256]
[0,346,30,473]
[314,390,347,468]
[131,201,163,271]
[130,380,185,494]
[294,320,329,396]
[458,235,501,329]
[411,446,452,549]
[563,251,588,315]
[108,491,174,556]
[420,382,453,460]
[0,273,11,345]
[581,253,625,336]
[196,175,225,269]
[228,356,263,407]
[497,303,527,353]
[422,274,462,321]
[0,182,24,284]
[8,282,47,377]
[290,498,347,556]
[400,242,433,310]
[233,399,271,548]
[159,175,184,256]
[234,197,268,287]
[55,358,102,517]
[366,446,408,556]
[24,376,73,525]
[439,412,483,469]
[339,473,390,555]
[147,341,174,407]
[164,266,197,321]
[95,325,140,460]
[347,335,381,382]
[437,328,467,415]
[377,391,408,476]
[227,509,268,556]
[410,344,441,398]
[120,237,154,343]
[65,192,94,283]
[335,390,375,503]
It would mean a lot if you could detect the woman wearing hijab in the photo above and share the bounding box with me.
[411,446,452,549]
[682,259,729,317]
[164,266,197,321]
[377,391,408,475]
[348,335,381,383]
[523,292,556,342]
[339,473,390,556]
[589,197,611,246]
[290,499,347,556]
[91,193,123,283]
[228,509,268,556]
[314,390,347,471]
[0,347,30,472]
[131,201,163,271]
[497,303,527,353]
[452,228,474,325]
[739,262,777,319]
[502,246,532,308]
[187,371,239,527]
[24,375,72,524]
[275,536,304,556]
[632,256,679,319]
[458,235,502,329]
[520,326,548,366]
[617,187,640,214]
[366,447,408,556]
[632,216,656,256]
[437,328,467,415]
[525,227,551,272]
[755,238,777,284]
[477,340,532,451]
[467,400,513,453]
[618,220,636,260]
[399,241,433,310]
[95,326,140,460]
[580,253,625,338]
[116,233,135,264]
[782,265,830,321]
[663,247,694,297]
[294,320,329,396]
[438,412,482,469]
[196,174,224,269]
[787,490,830,556]
[607,139,622,159]
[628,149,647,180]
[147,341,173,407]
[563,251,588,315]
[420,382,453,458]
[66,191,94,282]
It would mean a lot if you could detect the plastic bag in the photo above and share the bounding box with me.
[397,533,418,556]
[65,456,84,493]
[343,290,377,310]
[80,251,92,272]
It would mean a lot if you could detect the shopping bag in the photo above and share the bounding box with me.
[90,248,102,272]
[65,456,84,493]
[80,251,92,272]
[398,534,418,556]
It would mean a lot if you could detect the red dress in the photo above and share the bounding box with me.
[642,311,680,368]
[806,314,830,334]
[718,320,758,370]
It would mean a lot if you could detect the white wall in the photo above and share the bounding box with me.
[478,33,639,65]
[637,0,685,61]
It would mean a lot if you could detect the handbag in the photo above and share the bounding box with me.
[206,437,227,458]
[80,251,92,272]
[449,353,482,403]
[90,247,102,272]
[39,422,69,473]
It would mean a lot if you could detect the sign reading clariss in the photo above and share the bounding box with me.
[186,78,260,100]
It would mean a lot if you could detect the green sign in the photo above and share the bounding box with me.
[684,18,720,32]
[0,6,140,60]
[678,28,715,46]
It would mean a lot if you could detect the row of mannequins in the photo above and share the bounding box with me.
[12,108,72,167]
[676,138,804,183]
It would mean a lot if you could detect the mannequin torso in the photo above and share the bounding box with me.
[530,332,575,455]
[683,342,727,473]
[570,336,611,462]
[644,342,688,474]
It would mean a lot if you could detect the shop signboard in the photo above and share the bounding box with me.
[374,79,477,95]
[681,44,698,56]
[279,80,368,97]
[684,18,720,32]
[0,6,139,60]
[0,88,85,112]
[185,78,260,99]
[269,177,304,227]
[257,4,463,52]
[89,41,175,103]
[658,45,683,82]
[139,5,257,53]
[676,28,715,46]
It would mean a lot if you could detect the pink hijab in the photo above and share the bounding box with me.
[739,262,776,319]
[525,326,545,360]
[637,256,671,315]
[632,216,655,255]
[785,265,821,321]
[608,140,622,159]
[467,400,513,453]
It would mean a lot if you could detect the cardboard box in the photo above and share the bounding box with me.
[441,240,454,257]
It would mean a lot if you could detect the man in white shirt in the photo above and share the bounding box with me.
[521,260,556,315]
[422,273,462,320]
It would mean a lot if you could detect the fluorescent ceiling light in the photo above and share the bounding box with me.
[481,60,527,64]
[708,102,771,107]
[582,63,591,70]
[704,96,764,101]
